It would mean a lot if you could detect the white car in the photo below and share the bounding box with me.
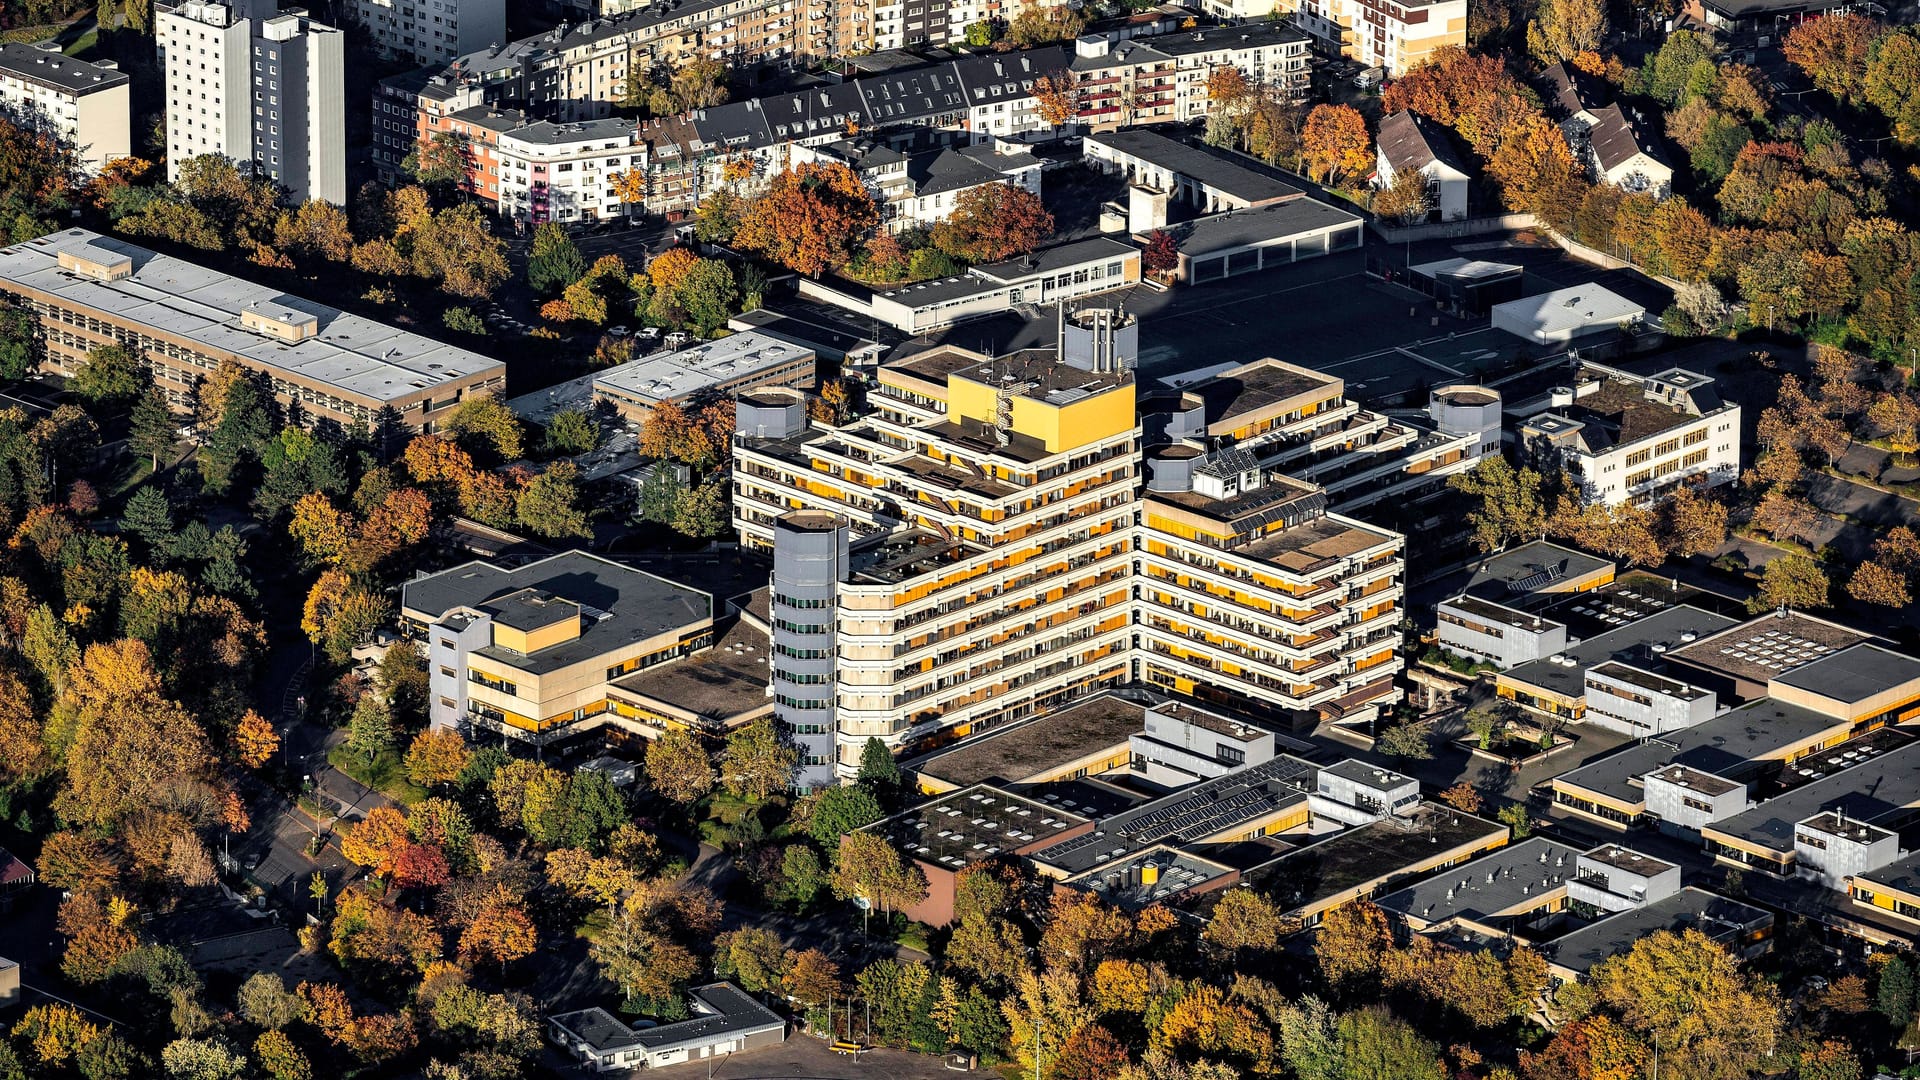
[664,331,690,348]
[607,326,632,338]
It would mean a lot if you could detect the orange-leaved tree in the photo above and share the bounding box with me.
[1301,104,1372,186]
[734,162,879,277]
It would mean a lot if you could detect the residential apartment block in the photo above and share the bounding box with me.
[795,132,1042,233]
[1517,365,1740,506]
[732,309,1407,780]
[349,0,506,66]
[158,0,345,204]
[1285,0,1466,75]
[1070,22,1312,130]
[0,229,505,431]
[0,43,130,175]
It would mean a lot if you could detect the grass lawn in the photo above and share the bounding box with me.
[63,28,98,57]
[325,745,427,806]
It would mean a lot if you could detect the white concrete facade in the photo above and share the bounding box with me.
[349,0,506,65]
[0,44,130,174]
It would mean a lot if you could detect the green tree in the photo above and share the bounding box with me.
[347,695,394,766]
[1497,803,1532,838]
[634,464,684,525]
[199,374,272,496]
[1750,555,1830,612]
[120,486,175,554]
[444,395,523,463]
[443,307,487,336]
[809,786,884,845]
[544,408,599,456]
[0,304,35,381]
[1333,1008,1445,1080]
[515,462,592,540]
[676,258,739,335]
[1878,954,1915,1028]
[858,735,901,795]
[777,844,829,909]
[72,345,147,406]
[129,385,175,471]
[669,481,728,539]
[528,222,587,296]
[1377,722,1432,760]
[964,19,995,45]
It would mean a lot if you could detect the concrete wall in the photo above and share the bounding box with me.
[1642,771,1748,836]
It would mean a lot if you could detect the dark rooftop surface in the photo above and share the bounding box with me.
[1031,756,1317,874]
[1444,594,1560,632]
[1555,696,1852,806]
[1462,541,1614,600]
[1375,836,1584,924]
[1068,845,1236,909]
[886,340,1131,399]
[1587,661,1708,701]
[1665,612,1870,689]
[1376,110,1471,179]
[482,588,580,633]
[1582,843,1676,876]
[1174,197,1364,255]
[909,695,1144,786]
[610,618,771,727]
[1643,763,1743,798]
[1252,808,1508,912]
[1855,848,1920,897]
[1704,741,1920,853]
[1542,888,1771,977]
[869,785,1091,871]
[0,43,129,93]
[1087,129,1302,204]
[402,552,711,676]
[1770,644,1920,705]
[1185,359,1336,428]
[1501,606,1738,701]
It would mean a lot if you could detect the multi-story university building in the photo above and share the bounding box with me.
[158,0,345,204]
[0,43,130,175]
[0,229,504,431]
[1516,364,1740,506]
[348,0,506,66]
[731,310,1407,787]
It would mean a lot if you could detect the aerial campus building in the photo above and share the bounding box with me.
[733,308,1411,787]
[0,229,505,431]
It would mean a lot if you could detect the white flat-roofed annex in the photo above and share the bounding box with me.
[0,229,502,405]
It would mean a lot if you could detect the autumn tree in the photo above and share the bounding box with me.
[833,831,929,924]
[1657,483,1729,557]
[1374,166,1432,225]
[1055,1023,1132,1080]
[643,725,716,806]
[404,728,470,788]
[1585,928,1781,1080]
[735,162,881,277]
[1033,71,1078,128]
[722,716,797,802]
[1204,887,1289,954]
[1784,14,1877,106]
[55,639,215,829]
[1315,900,1392,992]
[1302,104,1371,186]
[235,709,278,769]
[1448,457,1548,552]
[1527,0,1606,64]
[930,183,1055,263]
[1142,229,1179,276]
[458,896,537,968]
[1437,783,1483,814]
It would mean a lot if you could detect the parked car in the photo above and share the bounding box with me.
[607,326,632,338]
[664,331,690,348]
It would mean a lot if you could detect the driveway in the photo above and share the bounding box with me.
[597,1034,975,1079]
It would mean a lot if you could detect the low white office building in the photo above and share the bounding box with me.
[1580,661,1718,737]
[1436,595,1566,670]
[1130,703,1277,787]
